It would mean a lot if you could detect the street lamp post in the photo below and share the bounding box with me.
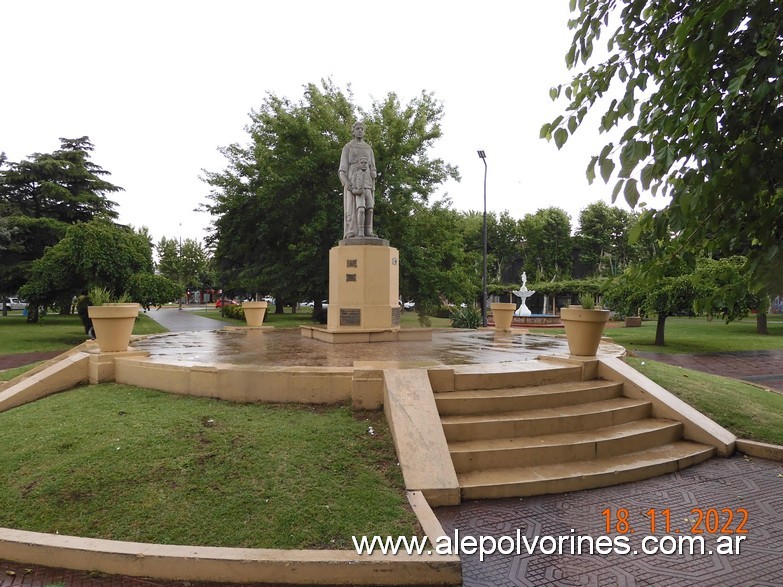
[477,150,487,327]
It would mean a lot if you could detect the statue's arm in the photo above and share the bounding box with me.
[369,149,378,179]
[338,146,349,186]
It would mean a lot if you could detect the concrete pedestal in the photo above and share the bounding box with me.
[303,238,431,343]
[328,240,399,330]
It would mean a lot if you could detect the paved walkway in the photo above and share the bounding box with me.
[435,454,782,586]
[635,349,783,392]
[0,350,63,370]
[141,307,226,332]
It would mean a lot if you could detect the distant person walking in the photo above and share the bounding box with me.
[76,290,95,339]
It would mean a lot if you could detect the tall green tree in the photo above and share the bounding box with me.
[0,137,122,296]
[604,256,754,346]
[575,201,637,276]
[403,200,477,321]
[18,220,153,321]
[203,81,458,313]
[456,210,523,287]
[156,237,213,302]
[543,0,783,323]
[519,207,573,282]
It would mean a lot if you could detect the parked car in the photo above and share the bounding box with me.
[215,299,238,308]
[403,300,415,311]
[300,300,328,308]
[2,297,28,311]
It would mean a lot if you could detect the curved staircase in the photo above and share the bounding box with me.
[434,363,716,499]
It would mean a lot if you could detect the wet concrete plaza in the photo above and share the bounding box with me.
[130,327,613,368]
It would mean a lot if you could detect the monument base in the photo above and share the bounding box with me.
[301,326,433,344]
[326,242,400,332]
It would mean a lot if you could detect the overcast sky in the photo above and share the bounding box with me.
[1,0,644,246]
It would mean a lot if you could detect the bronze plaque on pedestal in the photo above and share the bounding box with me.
[340,308,361,326]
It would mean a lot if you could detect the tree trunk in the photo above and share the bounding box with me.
[757,311,768,335]
[654,314,667,346]
[27,305,39,323]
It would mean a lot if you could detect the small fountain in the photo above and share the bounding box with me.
[512,272,535,317]
[510,272,563,328]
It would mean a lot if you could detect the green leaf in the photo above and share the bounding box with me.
[640,163,655,190]
[600,158,615,183]
[549,86,560,101]
[566,46,577,69]
[539,123,552,139]
[554,128,569,150]
[568,116,578,133]
[586,156,598,184]
[624,178,640,207]
[611,179,624,203]
[687,37,709,64]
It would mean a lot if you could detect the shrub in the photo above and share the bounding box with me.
[222,304,245,320]
[128,273,182,310]
[578,292,596,309]
[434,305,453,319]
[451,305,482,329]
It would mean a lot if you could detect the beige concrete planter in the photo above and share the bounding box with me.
[88,304,140,353]
[242,301,268,327]
[560,306,610,356]
[490,302,516,332]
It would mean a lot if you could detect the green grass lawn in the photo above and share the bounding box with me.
[602,315,783,354]
[0,363,44,382]
[0,313,167,355]
[626,356,783,445]
[0,384,419,549]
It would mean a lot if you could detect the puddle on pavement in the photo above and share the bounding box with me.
[131,328,571,367]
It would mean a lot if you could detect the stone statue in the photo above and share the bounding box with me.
[339,121,377,238]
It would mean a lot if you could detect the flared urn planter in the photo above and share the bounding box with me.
[242,301,268,327]
[88,303,140,353]
[490,302,517,332]
[560,306,611,356]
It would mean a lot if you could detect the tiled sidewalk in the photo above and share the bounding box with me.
[435,454,783,586]
[635,349,783,392]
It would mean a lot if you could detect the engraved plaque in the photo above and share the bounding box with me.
[347,259,358,268]
[340,308,361,326]
[391,306,401,326]
[346,273,357,282]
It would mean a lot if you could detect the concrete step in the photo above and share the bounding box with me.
[450,363,583,392]
[458,441,716,499]
[441,397,652,442]
[435,379,623,416]
[449,418,683,472]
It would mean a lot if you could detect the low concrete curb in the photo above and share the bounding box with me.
[736,439,783,462]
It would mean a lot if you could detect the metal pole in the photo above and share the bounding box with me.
[478,151,488,327]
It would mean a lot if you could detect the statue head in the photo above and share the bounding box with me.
[358,156,369,170]
[352,121,365,139]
